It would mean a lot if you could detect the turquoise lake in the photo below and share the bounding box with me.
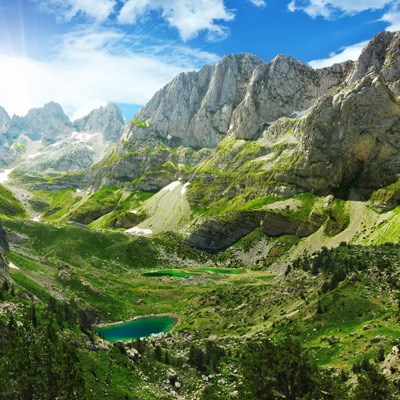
[96,316,177,342]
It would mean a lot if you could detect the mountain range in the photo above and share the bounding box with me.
[0,30,400,399]
[0,31,399,252]
[0,102,125,173]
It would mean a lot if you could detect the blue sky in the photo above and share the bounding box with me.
[0,0,399,121]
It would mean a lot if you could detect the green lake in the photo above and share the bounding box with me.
[96,316,177,342]
[143,268,243,278]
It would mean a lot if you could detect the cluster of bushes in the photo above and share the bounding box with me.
[239,336,398,400]
[0,300,85,399]
[188,340,226,373]
[288,243,400,292]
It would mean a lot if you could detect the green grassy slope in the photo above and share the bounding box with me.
[2,216,400,398]
[0,184,27,218]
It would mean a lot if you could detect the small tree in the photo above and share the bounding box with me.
[188,345,206,372]
[29,303,38,328]
[240,336,346,400]
[353,366,394,400]
[154,345,162,361]
[2,279,9,292]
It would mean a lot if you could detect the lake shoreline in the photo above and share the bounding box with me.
[95,313,180,335]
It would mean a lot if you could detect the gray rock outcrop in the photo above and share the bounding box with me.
[123,53,352,149]
[0,224,9,253]
[73,103,125,143]
[0,223,9,273]
[0,107,10,134]
[283,31,400,195]
[261,213,320,237]
[15,101,74,144]
[185,211,261,253]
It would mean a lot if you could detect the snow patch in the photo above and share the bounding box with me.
[129,209,138,214]
[161,180,182,192]
[291,109,309,118]
[9,262,19,270]
[31,216,41,222]
[126,227,153,236]
[167,134,172,140]
[28,152,41,159]
[71,131,96,142]
[181,182,190,195]
[0,168,14,183]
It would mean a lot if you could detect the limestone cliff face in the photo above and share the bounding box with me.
[0,224,9,253]
[123,54,352,149]
[73,103,125,143]
[0,102,126,179]
[0,107,10,135]
[284,31,400,195]
[15,101,74,144]
[97,51,352,190]
[0,223,9,273]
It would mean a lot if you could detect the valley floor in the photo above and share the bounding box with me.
[1,216,400,399]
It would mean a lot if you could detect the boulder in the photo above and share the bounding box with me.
[113,340,125,350]
[0,223,9,252]
[96,339,110,351]
[166,368,177,383]
[127,348,140,361]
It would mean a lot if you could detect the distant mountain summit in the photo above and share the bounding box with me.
[20,101,73,144]
[125,53,351,149]
[0,102,125,174]
[73,103,125,143]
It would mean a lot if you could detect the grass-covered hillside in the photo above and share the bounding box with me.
[1,143,400,399]
[0,184,26,218]
[1,216,400,399]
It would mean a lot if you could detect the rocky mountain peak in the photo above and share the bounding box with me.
[124,50,350,149]
[270,53,302,67]
[73,103,125,143]
[348,31,399,83]
[0,101,126,173]
[0,107,10,135]
[280,31,400,196]
[28,101,70,124]
[20,101,73,144]
[218,53,265,70]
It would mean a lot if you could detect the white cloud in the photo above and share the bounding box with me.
[37,0,117,22]
[308,40,368,68]
[381,5,400,31]
[288,0,394,19]
[118,0,235,41]
[249,0,267,7]
[0,28,219,119]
